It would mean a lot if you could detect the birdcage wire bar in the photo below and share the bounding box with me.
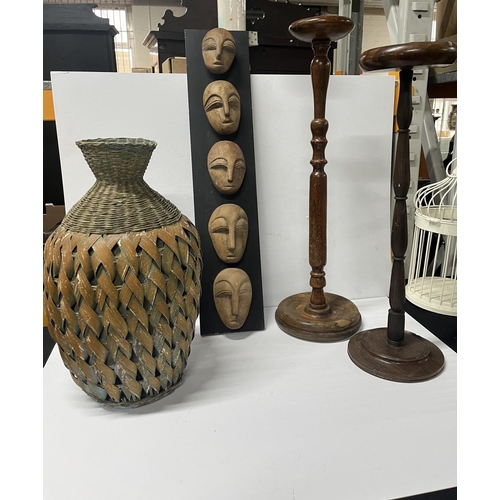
[406,159,457,316]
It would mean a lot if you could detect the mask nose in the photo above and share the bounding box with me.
[231,293,239,318]
[227,164,234,182]
[227,227,236,252]
[223,99,230,118]
[215,41,222,61]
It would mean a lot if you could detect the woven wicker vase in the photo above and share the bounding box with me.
[43,138,202,408]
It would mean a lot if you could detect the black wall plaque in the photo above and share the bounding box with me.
[185,29,265,336]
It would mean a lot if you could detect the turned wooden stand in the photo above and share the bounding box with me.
[347,40,457,381]
[275,16,362,342]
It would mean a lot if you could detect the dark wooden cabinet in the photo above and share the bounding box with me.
[43,3,118,219]
[143,0,329,74]
[43,3,118,80]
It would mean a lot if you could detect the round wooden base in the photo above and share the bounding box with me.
[275,292,361,342]
[347,328,445,382]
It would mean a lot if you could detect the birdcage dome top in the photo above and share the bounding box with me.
[414,159,457,229]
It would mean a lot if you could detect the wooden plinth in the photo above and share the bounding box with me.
[347,328,445,382]
[275,292,361,342]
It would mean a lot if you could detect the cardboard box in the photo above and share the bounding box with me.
[436,0,457,40]
[162,57,187,74]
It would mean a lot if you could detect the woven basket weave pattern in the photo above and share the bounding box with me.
[44,217,202,407]
[43,138,203,407]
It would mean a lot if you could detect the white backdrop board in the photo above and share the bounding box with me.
[51,71,394,308]
[251,74,394,305]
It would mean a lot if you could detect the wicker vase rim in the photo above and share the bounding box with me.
[75,137,157,148]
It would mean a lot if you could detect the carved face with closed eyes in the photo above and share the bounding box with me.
[202,28,236,74]
[207,141,246,195]
[213,268,252,330]
[203,81,241,135]
[208,204,248,264]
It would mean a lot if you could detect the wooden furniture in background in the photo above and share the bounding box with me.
[43,3,118,226]
[143,0,320,74]
[43,3,118,80]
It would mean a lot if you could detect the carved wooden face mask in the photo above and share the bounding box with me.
[202,28,236,74]
[213,268,252,330]
[208,204,248,263]
[203,81,241,135]
[207,141,246,195]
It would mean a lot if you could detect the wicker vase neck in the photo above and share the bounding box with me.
[79,137,153,182]
[61,138,182,234]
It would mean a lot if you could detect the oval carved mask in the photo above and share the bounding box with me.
[213,268,252,330]
[202,28,236,74]
[208,204,248,264]
[207,141,246,195]
[203,81,241,135]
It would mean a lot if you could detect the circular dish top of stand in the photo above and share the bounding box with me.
[359,40,457,72]
[289,15,354,43]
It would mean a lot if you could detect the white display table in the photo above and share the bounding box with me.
[44,297,457,500]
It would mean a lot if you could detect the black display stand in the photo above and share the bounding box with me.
[185,29,265,336]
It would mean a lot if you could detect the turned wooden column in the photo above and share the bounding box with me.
[275,15,361,342]
[388,66,412,346]
[347,40,457,382]
[307,36,332,315]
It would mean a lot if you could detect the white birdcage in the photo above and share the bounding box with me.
[406,159,457,316]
